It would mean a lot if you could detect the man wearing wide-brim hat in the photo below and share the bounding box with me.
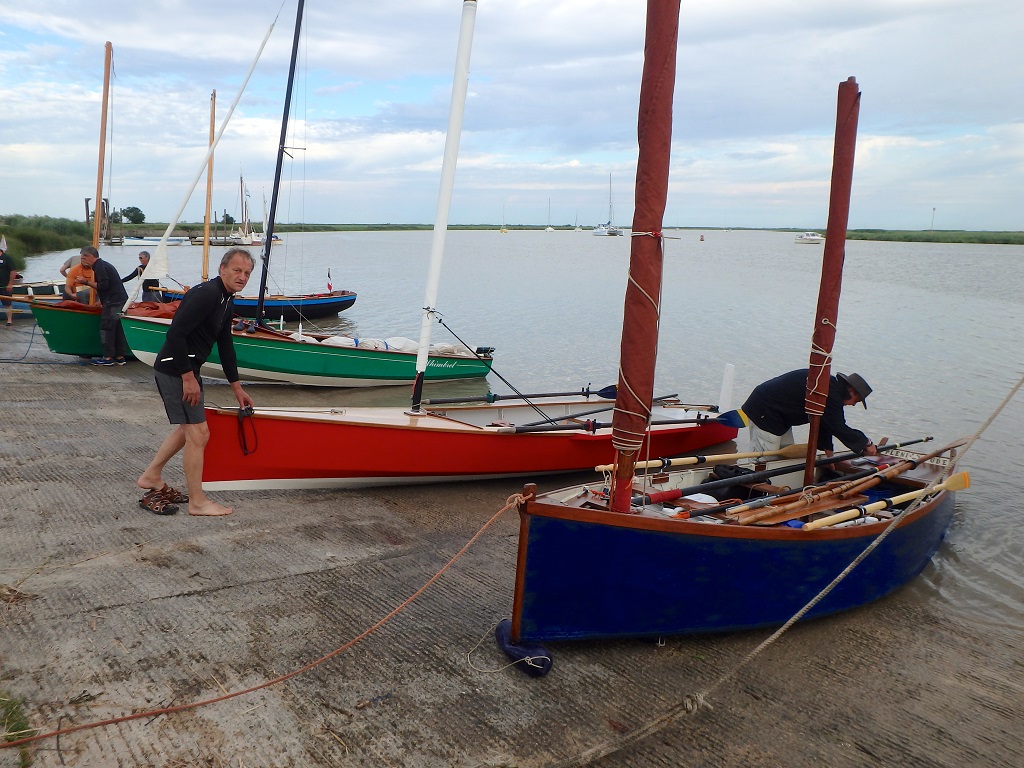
[741,368,879,457]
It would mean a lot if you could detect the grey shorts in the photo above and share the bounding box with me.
[155,370,206,424]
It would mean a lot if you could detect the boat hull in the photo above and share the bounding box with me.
[120,315,493,387]
[123,237,189,246]
[160,290,357,321]
[29,302,104,357]
[201,406,738,489]
[13,280,64,298]
[510,490,955,642]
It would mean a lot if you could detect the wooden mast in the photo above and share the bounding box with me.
[92,41,112,249]
[803,77,861,486]
[202,89,216,281]
[609,0,679,513]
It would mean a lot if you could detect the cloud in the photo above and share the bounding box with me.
[1,0,1022,229]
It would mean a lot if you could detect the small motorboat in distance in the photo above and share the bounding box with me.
[795,231,825,244]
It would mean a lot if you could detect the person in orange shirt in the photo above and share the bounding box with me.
[64,261,97,304]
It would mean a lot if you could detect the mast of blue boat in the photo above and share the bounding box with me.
[255,0,305,326]
[607,1,679,512]
[409,0,478,412]
[803,77,861,485]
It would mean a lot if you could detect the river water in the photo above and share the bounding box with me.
[25,229,1024,630]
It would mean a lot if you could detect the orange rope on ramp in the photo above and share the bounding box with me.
[2,492,529,752]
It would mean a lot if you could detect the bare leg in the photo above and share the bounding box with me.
[183,422,233,516]
[137,426,186,490]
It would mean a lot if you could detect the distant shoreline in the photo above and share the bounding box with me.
[161,224,1024,244]
[2,213,1023,268]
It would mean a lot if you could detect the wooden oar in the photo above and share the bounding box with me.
[638,438,937,518]
[501,407,745,435]
[735,437,967,525]
[595,443,809,473]
[518,393,679,428]
[720,436,947,517]
[423,384,619,405]
[802,472,970,530]
[638,436,937,501]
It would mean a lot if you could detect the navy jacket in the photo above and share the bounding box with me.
[154,276,240,382]
[93,258,128,306]
[741,368,869,453]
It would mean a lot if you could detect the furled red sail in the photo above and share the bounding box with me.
[806,77,861,417]
[609,0,680,512]
[803,77,861,483]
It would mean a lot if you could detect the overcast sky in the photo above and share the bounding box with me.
[1,0,1021,230]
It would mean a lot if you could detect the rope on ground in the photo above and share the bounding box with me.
[466,621,552,675]
[1,492,529,751]
[1,322,81,365]
[550,373,1024,768]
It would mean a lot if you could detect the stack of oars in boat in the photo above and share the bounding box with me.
[727,438,967,527]
[615,437,968,529]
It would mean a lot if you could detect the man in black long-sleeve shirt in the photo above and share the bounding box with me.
[136,248,255,516]
[77,246,129,365]
[741,369,879,457]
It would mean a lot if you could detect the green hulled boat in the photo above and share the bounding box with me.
[120,314,493,387]
[30,301,104,357]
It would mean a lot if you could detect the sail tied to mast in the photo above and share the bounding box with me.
[804,77,861,421]
[610,0,679,461]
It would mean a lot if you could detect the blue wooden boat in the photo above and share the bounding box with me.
[510,445,963,643]
[159,288,356,321]
[500,7,968,661]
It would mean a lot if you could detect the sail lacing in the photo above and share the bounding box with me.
[630,230,679,240]
[611,234,665,452]
[804,349,833,416]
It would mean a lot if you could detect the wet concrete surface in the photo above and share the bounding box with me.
[2,319,1022,767]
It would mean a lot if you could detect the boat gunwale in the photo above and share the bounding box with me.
[520,484,950,541]
[121,313,492,362]
[205,404,717,436]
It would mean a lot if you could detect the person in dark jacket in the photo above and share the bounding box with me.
[77,246,130,365]
[0,245,16,326]
[136,248,255,517]
[741,369,878,457]
[121,250,163,302]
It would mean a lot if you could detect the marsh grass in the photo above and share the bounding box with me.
[0,215,92,270]
[1,691,35,767]
[846,228,1024,245]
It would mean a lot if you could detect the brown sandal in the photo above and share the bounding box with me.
[158,484,189,504]
[140,488,179,515]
